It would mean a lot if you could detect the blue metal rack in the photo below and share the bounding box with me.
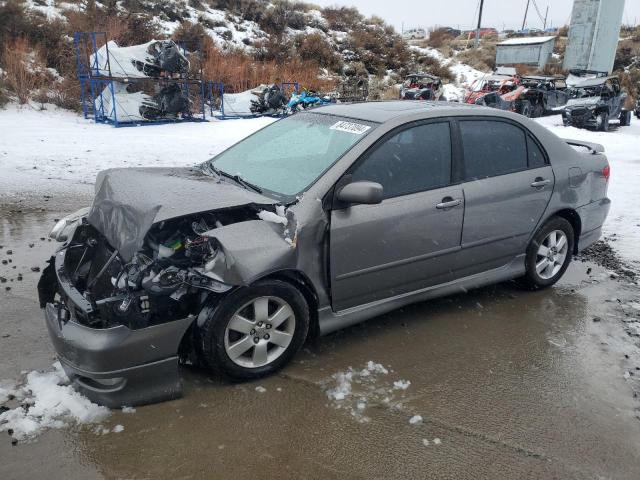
[74,32,207,127]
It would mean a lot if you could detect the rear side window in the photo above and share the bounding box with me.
[460,120,527,180]
[527,135,547,168]
[351,122,452,199]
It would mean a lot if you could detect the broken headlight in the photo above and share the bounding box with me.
[49,207,90,242]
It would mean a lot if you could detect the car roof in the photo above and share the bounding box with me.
[312,100,487,123]
[573,76,617,87]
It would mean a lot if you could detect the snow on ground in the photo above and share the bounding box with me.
[0,362,110,441]
[535,116,640,268]
[0,104,275,200]
[323,361,412,423]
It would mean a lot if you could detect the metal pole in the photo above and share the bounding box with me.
[543,6,549,30]
[475,0,485,48]
[522,0,530,31]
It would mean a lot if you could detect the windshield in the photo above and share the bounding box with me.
[207,112,376,199]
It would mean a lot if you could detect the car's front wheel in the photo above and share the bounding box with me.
[596,111,609,131]
[199,279,309,380]
[518,217,574,290]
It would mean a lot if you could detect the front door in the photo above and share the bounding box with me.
[329,121,464,312]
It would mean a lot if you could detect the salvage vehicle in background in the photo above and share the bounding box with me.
[464,70,520,105]
[39,102,611,407]
[400,73,443,100]
[562,75,630,131]
[518,76,569,117]
[472,85,530,115]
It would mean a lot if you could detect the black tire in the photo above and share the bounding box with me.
[519,101,532,117]
[597,111,609,132]
[531,103,544,118]
[518,217,575,290]
[619,110,631,127]
[199,279,309,380]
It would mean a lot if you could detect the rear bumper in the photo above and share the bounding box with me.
[41,250,195,407]
[576,198,611,252]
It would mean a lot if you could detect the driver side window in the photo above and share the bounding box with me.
[351,122,452,199]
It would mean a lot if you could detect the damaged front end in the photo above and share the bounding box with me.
[38,201,290,407]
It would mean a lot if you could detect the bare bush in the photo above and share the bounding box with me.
[427,29,455,49]
[294,32,342,71]
[202,43,335,92]
[2,38,50,104]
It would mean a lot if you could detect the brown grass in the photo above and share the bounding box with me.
[2,38,49,104]
[201,43,336,92]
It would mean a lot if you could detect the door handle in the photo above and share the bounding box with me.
[436,197,462,209]
[531,178,551,188]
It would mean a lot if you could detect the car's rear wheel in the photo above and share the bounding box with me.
[199,279,309,380]
[619,110,631,127]
[596,111,609,131]
[518,217,574,290]
[532,103,544,118]
[519,101,532,117]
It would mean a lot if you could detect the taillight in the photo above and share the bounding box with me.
[603,165,610,181]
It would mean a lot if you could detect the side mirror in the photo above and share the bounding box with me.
[337,181,383,206]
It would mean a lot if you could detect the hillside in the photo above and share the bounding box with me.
[1,0,467,108]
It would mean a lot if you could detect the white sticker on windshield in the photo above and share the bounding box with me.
[330,121,371,135]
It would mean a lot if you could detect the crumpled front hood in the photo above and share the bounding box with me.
[565,97,601,108]
[87,167,277,261]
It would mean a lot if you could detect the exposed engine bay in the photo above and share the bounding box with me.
[57,206,264,330]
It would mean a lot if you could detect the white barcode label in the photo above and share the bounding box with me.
[330,121,371,135]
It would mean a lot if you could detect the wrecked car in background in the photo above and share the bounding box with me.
[518,76,569,117]
[463,69,520,105]
[562,75,631,131]
[39,102,611,407]
[400,73,443,101]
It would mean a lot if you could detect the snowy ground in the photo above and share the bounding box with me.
[0,105,275,200]
[0,362,110,441]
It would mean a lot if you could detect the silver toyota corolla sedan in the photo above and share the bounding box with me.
[39,101,611,406]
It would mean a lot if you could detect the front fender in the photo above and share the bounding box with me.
[206,220,296,286]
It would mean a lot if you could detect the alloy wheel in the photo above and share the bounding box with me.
[535,230,569,280]
[223,296,296,368]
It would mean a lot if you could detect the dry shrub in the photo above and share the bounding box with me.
[619,70,639,108]
[321,6,362,31]
[46,77,82,111]
[427,29,455,49]
[456,45,496,72]
[413,55,454,82]
[202,43,335,92]
[2,38,50,104]
[294,32,342,71]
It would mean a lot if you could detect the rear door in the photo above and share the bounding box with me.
[329,121,464,311]
[455,119,554,276]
